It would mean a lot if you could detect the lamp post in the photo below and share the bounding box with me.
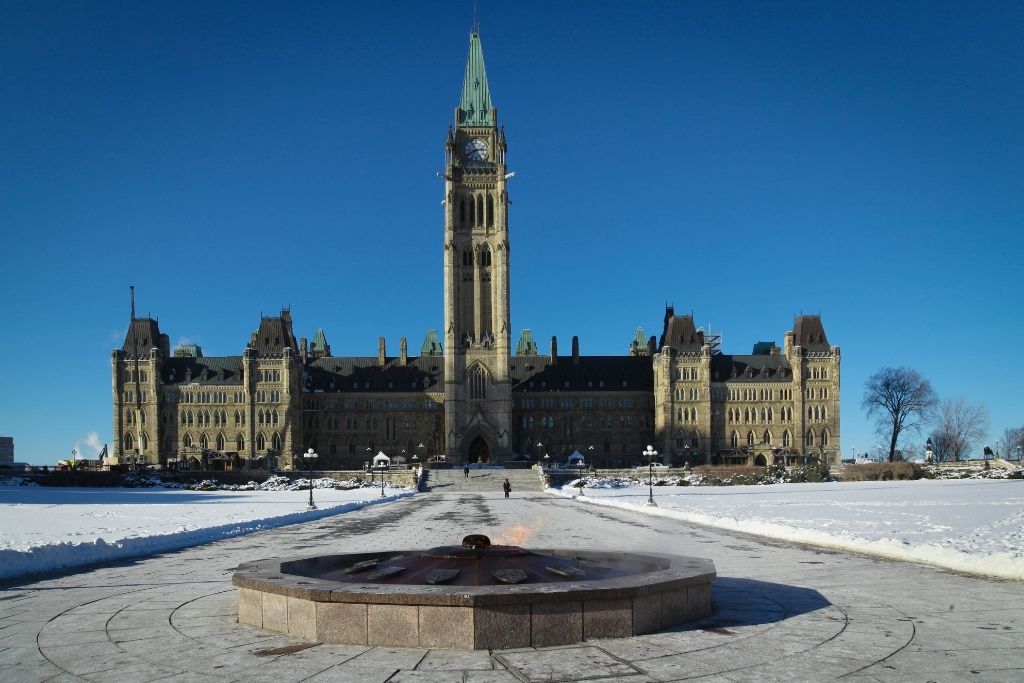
[303,448,318,510]
[378,460,386,497]
[643,444,658,507]
[925,438,934,466]
[1017,444,1022,462]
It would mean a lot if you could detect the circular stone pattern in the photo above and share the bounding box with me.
[233,547,715,650]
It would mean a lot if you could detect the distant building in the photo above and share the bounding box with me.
[109,31,841,471]
[0,436,13,465]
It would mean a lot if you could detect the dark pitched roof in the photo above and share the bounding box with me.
[710,354,793,383]
[305,356,443,392]
[162,357,243,385]
[511,355,653,392]
[122,318,168,356]
[659,309,704,353]
[793,315,830,352]
[252,312,297,354]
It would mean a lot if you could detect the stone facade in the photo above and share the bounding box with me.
[110,32,840,471]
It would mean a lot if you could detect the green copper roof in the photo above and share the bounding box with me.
[311,328,329,352]
[458,32,494,127]
[631,327,646,349]
[421,329,442,356]
[516,329,538,356]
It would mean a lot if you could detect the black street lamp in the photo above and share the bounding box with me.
[643,445,658,507]
[303,448,318,510]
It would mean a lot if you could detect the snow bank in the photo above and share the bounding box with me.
[0,487,414,581]
[550,479,1024,581]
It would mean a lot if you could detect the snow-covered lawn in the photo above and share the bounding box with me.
[550,479,1024,580]
[0,483,414,581]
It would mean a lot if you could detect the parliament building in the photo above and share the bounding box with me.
[111,32,841,471]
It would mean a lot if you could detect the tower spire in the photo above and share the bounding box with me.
[130,285,136,321]
[457,30,494,127]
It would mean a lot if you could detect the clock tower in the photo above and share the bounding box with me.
[443,30,512,463]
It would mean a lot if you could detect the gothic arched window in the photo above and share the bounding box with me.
[256,433,266,452]
[237,434,245,451]
[272,432,282,452]
[468,364,488,400]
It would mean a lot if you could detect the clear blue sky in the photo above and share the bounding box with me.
[2,1,1021,464]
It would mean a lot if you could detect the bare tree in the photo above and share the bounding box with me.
[862,367,938,463]
[927,430,955,463]
[933,398,990,461]
[1003,426,1024,462]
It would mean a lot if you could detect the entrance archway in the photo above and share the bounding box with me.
[754,454,767,467]
[468,436,490,464]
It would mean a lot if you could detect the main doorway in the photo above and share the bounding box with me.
[468,436,490,464]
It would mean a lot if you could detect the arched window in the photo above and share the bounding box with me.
[183,433,193,448]
[468,364,488,400]
[200,433,209,450]
[808,406,814,420]
[235,410,241,426]
[821,429,830,446]
[481,245,492,266]
[216,434,225,451]
[782,430,791,447]
[822,406,828,420]
[463,248,472,266]
[762,430,771,445]
[181,412,187,426]
[805,429,815,447]
[487,193,494,227]
[476,194,484,225]
[256,433,266,451]
[746,431,755,446]
[272,432,282,452]
[272,409,279,425]
[730,431,739,448]
[140,432,148,452]
[237,434,245,451]
[124,432,134,451]
[690,430,699,448]
[760,407,767,422]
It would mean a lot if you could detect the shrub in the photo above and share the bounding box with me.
[838,463,922,481]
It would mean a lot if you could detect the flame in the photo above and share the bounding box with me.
[492,518,543,546]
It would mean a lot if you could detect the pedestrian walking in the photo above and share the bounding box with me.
[503,478,511,498]
[464,465,470,479]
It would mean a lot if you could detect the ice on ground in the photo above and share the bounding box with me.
[550,479,1024,580]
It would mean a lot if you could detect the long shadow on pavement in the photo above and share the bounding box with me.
[674,577,831,632]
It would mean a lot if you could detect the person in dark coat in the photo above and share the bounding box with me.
[464,465,470,479]
[503,478,511,498]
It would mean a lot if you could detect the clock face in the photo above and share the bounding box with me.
[465,138,488,161]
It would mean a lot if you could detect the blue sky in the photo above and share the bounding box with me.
[1,1,1021,464]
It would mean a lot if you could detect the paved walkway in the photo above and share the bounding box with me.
[2,489,1022,682]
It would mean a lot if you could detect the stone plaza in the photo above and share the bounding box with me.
[2,471,1022,682]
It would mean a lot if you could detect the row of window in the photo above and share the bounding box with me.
[809,367,829,380]
[672,368,700,381]
[304,397,440,411]
[726,428,831,449]
[523,379,632,390]
[173,391,246,404]
[806,387,830,399]
[305,415,445,432]
[259,369,282,382]
[514,398,647,410]
[725,406,794,423]
[521,415,652,430]
[122,370,148,382]
[122,390,148,403]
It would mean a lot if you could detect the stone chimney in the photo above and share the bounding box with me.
[571,336,580,365]
[550,336,558,363]
[400,336,408,365]
[299,337,308,363]
[378,337,386,366]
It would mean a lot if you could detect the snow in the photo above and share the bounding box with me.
[0,479,415,581]
[550,479,1024,581]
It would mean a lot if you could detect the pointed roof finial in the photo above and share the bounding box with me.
[458,29,494,127]
[130,285,136,321]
